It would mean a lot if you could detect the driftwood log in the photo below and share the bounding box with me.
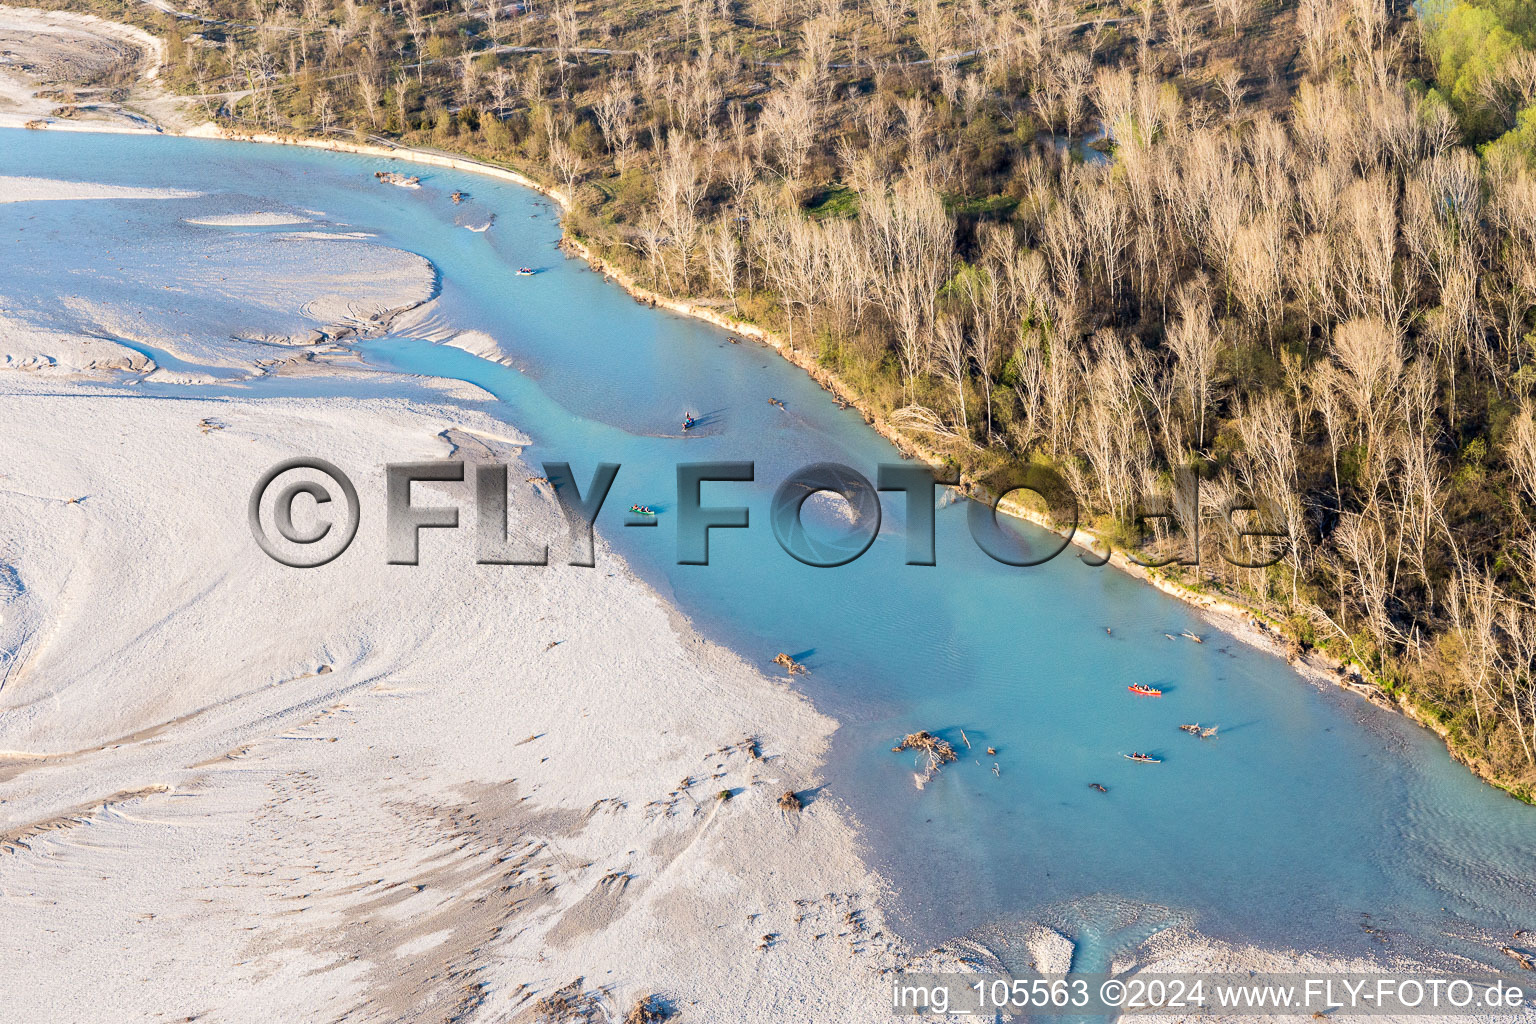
[772,652,807,675]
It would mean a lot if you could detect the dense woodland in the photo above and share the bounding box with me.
[42,0,1536,797]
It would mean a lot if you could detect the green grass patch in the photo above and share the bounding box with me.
[941,192,1019,218]
[804,184,860,220]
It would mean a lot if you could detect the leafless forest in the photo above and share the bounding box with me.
[37,0,1536,797]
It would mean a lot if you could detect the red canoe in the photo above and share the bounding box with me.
[1128,684,1163,697]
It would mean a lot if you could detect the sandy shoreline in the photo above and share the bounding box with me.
[0,126,924,1015]
[0,374,926,1020]
[0,170,927,1016]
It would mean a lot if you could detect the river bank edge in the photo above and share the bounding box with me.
[129,119,1524,807]
[4,0,1523,800]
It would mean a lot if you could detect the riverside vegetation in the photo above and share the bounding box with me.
[28,0,1536,799]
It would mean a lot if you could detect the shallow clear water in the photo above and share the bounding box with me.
[4,128,1534,967]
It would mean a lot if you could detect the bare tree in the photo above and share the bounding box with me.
[870,0,907,40]
[1447,560,1502,735]
[656,131,709,288]
[935,314,971,434]
[404,0,426,79]
[1494,600,1536,765]
[1235,392,1307,600]
[1215,65,1245,121]
[759,72,820,182]
[707,220,743,311]
[553,0,580,62]
[862,176,953,389]
[1166,277,1223,450]
[545,113,584,198]
[1213,0,1253,38]
[1163,0,1198,77]
[357,66,382,128]
[1331,316,1404,489]
[594,80,636,158]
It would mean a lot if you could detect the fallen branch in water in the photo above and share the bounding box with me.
[892,730,959,789]
[893,730,958,762]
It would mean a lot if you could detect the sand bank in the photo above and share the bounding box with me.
[0,367,920,1020]
[0,173,199,202]
[0,177,438,377]
[0,146,930,1019]
[183,211,317,226]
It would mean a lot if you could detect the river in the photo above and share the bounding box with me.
[4,126,1534,972]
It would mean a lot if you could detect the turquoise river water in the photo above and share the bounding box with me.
[3,128,1533,972]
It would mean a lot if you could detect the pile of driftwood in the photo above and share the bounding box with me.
[624,994,668,1023]
[772,652,808,675]
[892,730,958,789]
[531,978,604,1021]
[373,170,421,188]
